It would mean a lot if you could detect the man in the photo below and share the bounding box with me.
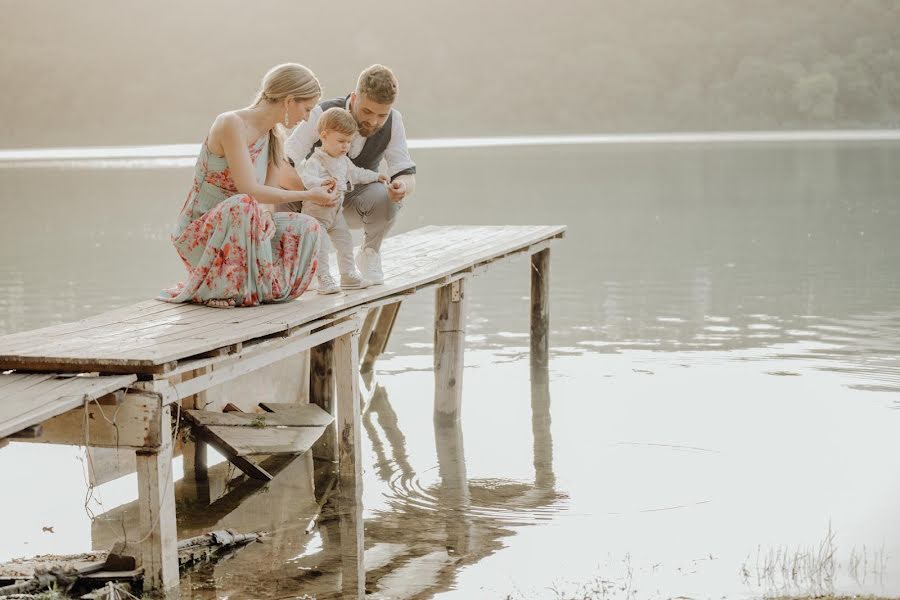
[283,64,417,285]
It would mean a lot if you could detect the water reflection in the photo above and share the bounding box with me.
[3,142,900,597]
[81,370,564,599]
[353,377,565,599]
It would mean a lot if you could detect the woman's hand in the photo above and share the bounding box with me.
[261,211,276,241]
[307,184,339,207]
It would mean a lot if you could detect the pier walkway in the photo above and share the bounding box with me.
[0,224,565,596]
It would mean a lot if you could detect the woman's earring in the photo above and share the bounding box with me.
[283,111,290,128]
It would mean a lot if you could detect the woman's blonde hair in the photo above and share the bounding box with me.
[317,107,358,136]
[252,63,322,165]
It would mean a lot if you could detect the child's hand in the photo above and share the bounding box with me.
[322,177,338,191]
[378,174,390,185]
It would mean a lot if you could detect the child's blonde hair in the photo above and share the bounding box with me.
[317,107,358,136]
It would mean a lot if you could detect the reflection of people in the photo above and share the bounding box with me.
[283,64,417,286]
[299,108,389,294]
[163,63,338,308]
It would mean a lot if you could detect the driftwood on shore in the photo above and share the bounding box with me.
[0,529,264,598]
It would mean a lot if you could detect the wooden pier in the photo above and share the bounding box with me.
[0,224,565,596]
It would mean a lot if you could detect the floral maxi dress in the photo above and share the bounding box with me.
[161,134,320,306]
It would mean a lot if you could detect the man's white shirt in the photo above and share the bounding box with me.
[284,98,416,179]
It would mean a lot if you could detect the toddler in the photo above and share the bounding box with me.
[299,107,388,294]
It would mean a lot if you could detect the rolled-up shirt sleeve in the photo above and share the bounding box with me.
[285,105,323,167]
[385,110,416,180]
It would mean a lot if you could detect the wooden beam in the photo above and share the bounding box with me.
[361,301,401,372]
[358,307,382,360]
[434,278,468,424]
[135,403,179,595]
[181,367,208,482]
[185,419,273,481]
[8,424,42,438]
[530,248,550,371]
[12,391,163,449]
[334,331,361,480]
[309,340,337,463]
[170,317,359,400]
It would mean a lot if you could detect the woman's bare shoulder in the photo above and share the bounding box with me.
[207,112,246,153]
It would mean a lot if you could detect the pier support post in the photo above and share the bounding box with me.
[135,403,179,596]
[530,248,550,371]
[335,330,362,481]
[362,301,401,372]
[182,368,208,483]
[358,307,382,360]
[309,341,338,463]
[434,278,468,424]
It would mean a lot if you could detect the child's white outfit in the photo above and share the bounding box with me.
[300,148,382,292]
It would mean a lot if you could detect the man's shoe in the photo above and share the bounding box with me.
[316,272,341,295]
[356,247,384,285]
[340,269,372,290]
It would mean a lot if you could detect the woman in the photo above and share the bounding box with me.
[162,63,338,308]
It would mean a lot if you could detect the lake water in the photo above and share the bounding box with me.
[2,140,900,599]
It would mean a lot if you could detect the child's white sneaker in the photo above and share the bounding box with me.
[317,272,341,295]
[355,247,384,285]
[340,269,372,290]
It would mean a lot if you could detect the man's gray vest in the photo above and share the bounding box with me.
[308,96,414,179]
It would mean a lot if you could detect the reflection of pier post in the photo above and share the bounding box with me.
[530,366,555,490]
[434,422,471,555]
[337,476,365,599]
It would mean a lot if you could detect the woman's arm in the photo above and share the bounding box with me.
[217,115,335,206]
[278,160,305,191]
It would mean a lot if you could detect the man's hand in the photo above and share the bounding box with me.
[387,179,408,202]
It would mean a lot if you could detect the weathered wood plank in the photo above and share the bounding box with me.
[258,402,335,427]
[12,391,160,448]
[185,420,273,481]
[203,425,325,456]
[434,279,468,424]
[0,374,137,439]
[169,318,358,400]
[136,403,179,594]
[308,340,337,463]
[186,404,332,428]
[531,248,551,370]
[358,307,382,360]
[335,331,361,480]
[1,227,507,366]
[0,226,566,372]
[362,301,401,372]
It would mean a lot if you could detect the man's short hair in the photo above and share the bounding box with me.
[356,64,398,105]
[317,107,358,136]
